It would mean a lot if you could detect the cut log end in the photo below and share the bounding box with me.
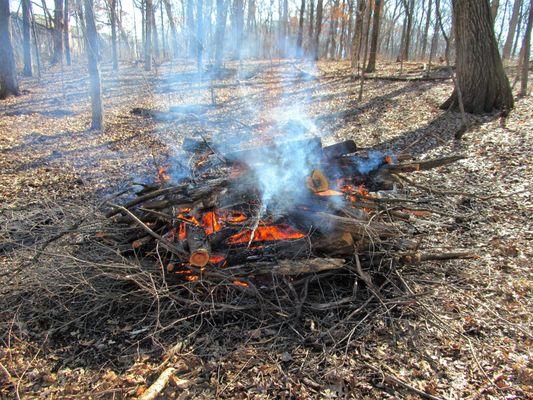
[189,248,210,267]
[307,169,330,193]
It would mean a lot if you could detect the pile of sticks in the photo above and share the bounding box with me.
[105,136,475,286]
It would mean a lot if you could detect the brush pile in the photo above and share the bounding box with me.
[105,136,474,288]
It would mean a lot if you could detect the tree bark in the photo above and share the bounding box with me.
[163,0,179,58]
[366,0,382,72]
[144,0,153,70]
[313,0,324,60]
[52,0,64,64]
[64,0,71,65]
[519,0,532,96]
[0,0,19,99]
[84,0,103,129]
[308,0,315,54]
[503,0,522,59]
[22,0,33,76]
[442,0,513,113]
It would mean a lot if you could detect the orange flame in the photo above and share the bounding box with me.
[227,224,305,244]
[202,211,222,235]
[384,155,393,164]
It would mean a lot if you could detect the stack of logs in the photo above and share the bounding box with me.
[105,136,474,285]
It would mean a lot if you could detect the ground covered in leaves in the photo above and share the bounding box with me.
[0,60,531,399]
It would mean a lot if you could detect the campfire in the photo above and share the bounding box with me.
[105,136,474,287]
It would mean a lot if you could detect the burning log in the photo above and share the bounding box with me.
[187,225,210,267]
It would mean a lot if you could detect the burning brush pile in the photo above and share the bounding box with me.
[105,136,473,290]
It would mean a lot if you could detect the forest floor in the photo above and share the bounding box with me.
[0,59,531,399]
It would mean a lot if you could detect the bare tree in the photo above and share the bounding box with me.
[83,0,103,128]
[503,0,523,59]
[519,0,532,96]
[366,0,382,72]
[297,0,306,56]
[351,0,366,68]
[110,0,118,69]
[214,0,229,70]
[64,0,71,65]
[197,0,204,70]
[22,0,33,76]
[162,0,179,58]
[420,0,432,58]
[442,0,513,113]
[0,0,19,99]
[144,0,153,70]
[51,0,64,64]
[400,0,414,61]
[313,0,324,60]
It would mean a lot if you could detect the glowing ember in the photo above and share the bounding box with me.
[156,166,170,183]
[178,223,187,240]
[209,254,226,265]
[232,280,249,287]
[384,155,393,164]
[227,224,305,244]
[315,189,344,196]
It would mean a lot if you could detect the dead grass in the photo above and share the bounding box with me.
[0,59,531,399]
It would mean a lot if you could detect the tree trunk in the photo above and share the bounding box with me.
[151,6,160,59]
[22,0,32,76]
[511,3,525,57]
[297,0,305,56]
[233,0,244,60]
[247,0,256,33]
[351,0,366,68]
[442,0,513,113]
[366,0,382,72]
[401,0,414,61]
[502,0,522,59]
[328,0,341,59]
[197,0,204,70]
[52,0,64,64]
[308,0,314,54]
[491,0,500,21]
[64,0,71,65]
[313,0,323,60]
[110,0,118,69]
[214,0,228,70]
[519,0,532,96]
[83,0,103,129]
[163,0,178,59]
[421,0,432,58]
[186,0,194,57]
[0,0,19,99]
[144,0,153,70]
